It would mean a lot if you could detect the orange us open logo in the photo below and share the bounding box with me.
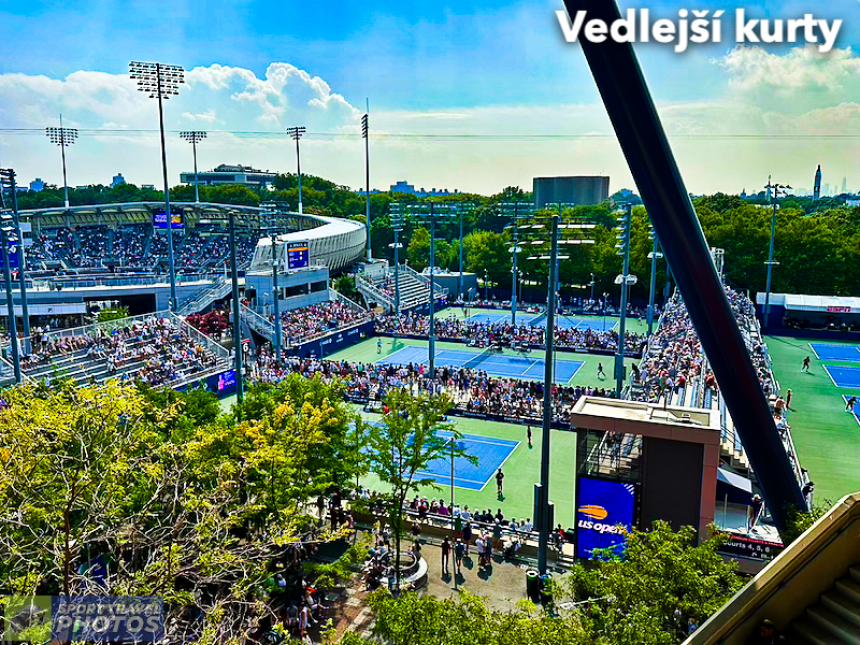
[578,505,609,521]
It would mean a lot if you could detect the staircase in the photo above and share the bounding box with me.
[176,276,232,317]
[356,264,447,313]
[790,567,860,643]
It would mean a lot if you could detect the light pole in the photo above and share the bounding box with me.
[602,292,609,330]
[388,208,404,315]
[129,61,185,312]
[362,111,372,260]
[763,178,790,328]
[0,169,30,346]
[614,204,636,395]
[180,131,207,203]
[500,200,534,326]
[0,216,21,383]
[286,126,307,214]
[484,270,489,301]
[45,116,78,209]
[646,225,663,336]
[228,209,244,402]
[588,273,595,305]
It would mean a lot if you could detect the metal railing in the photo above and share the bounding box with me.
[329,287,368,314]
[176,275,232,317]
[240,304,275,339]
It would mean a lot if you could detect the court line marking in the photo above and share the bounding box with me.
[809,343,860,362]
[809,342,822,360]
[415,470,489,487]
[436,432,520,449]
[822,364,860,388]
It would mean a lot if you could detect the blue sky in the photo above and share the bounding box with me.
[0,0,859,195]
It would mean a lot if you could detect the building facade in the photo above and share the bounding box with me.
[180,164,277,188]
[532,176,610,208]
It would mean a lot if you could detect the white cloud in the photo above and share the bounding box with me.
[181,109,221,124]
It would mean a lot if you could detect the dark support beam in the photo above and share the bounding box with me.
[560,0,807,533]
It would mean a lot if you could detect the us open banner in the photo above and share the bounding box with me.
[575,476,637,559]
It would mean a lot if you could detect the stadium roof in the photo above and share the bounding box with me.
[19,201,267,218]
[755,293,860,313]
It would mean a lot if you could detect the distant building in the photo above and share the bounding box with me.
[142,184,155,190]
[845,199,860,208]
[111,173,126,188]
[842,176,848,194]
[532,176,610,208]
[356,188,384,197]
[389,180,459,198]
[813,165,822,201]
[180,164,276,188]
[29,178,45,192]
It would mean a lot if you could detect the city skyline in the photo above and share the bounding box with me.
[1,0,859,196]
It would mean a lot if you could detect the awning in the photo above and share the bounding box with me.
[717,468,754,505]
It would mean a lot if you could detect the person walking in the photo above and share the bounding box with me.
[462,521,473,555]
[454,538,465,574]
[597,362,606,380]
[527,425,533,448]
[441,537,451,574]
[495,468,505,496]
[377,338,383,354]
[847,395,858,413]
[786,388,792,410]
[802,356,811,372]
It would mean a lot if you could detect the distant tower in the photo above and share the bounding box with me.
[842,176,848,194]
[814,164,822,201]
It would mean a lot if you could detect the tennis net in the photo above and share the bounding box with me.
[462,346,495,371]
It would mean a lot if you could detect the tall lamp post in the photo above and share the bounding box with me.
[129,61,185,312]
[228,209,244,402]
[388,208,404,315]
[0,169,30,346]
[500,200,535,326]
[646,225,663,336]
[763,178,791,328]
[286,126,307,214]
[0,215,21,383]
[361,111,372,260]
[519,214,594,574]
[45,116,77,209]
[614,205,636,395]
[180,131,207,203]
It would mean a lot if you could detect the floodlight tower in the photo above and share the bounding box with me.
[614,204,636,395]
[180,131,207,203]
[361,111,372,260]
[129,60,185,311]
[45,115,78,209]
[0,169,30,346]
[499,199,535,326]
[646,224,663,336]
[388,205,404,315]
[286,126,307,214]
[763,177,790,328]
[0,214,20,383]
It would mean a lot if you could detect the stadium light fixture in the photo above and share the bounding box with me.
[286,126,307,214]
[0,215,20,383]
[499,199,536,326]
[130,60,185,312]
[180,131,207,203]
[763,177,791,328]
[361,109,372,260]
[388,205,405,315]
[45,115,78,209]
[0,169,30,346]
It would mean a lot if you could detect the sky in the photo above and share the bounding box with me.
[0,0,859,196]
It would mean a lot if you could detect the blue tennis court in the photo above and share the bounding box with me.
[365,423,519,491]
[376,346,584,383]
[466,311,616,331]
[824,365,860,388]
[811,343,860,362]
[841,395,860,427]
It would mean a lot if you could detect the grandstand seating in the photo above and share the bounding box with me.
[356,264,442,312]
[21,313,230,388]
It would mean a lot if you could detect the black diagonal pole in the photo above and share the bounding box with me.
[560,0,807,531]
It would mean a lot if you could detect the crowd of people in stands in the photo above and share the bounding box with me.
[24,224,262,273]
[375,312,646,354]
[22,316,223,386]
[633,287,775,403]
[251,354,614,425]
[273,301,371,344]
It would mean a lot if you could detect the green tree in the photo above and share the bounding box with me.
[363,389,473,588]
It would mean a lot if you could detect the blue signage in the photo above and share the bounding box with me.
[152,208,184,230]
[575,476,636,559]
[217,369,236,392]
[287,241,309,269]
